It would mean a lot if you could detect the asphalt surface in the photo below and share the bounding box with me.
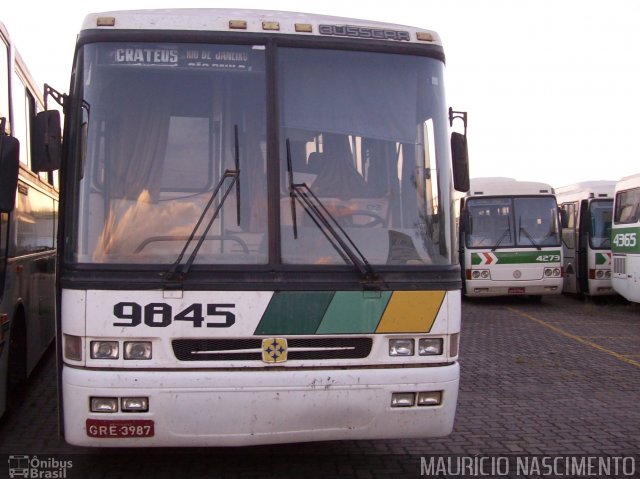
[1,294,639,478]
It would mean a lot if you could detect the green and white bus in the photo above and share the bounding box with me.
[0,21,58,416]
[33,9,470,446]
[459,177,562,298]
[611,173,640,303]
[556,181,616,297]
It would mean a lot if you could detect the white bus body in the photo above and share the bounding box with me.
[611,173,640,303]
[459,177,562,298]
[48,9,469,446]
[0,21,58,416]
[556,181,616,296]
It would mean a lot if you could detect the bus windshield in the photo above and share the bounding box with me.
[70,43,452,267]
[72,43,267,265]
[279,48,452,266]
[465,196,560,249]
[589,199,613,249]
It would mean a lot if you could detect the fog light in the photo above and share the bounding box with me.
[124,341,152,360]
[418,338,443,356]
[90,397,118,413]
[417,391,442,406]
[389,338,414,356]
[64,334,82,361]
[391,392,415,407]
[91,341,119,359]
[122,397,149,412]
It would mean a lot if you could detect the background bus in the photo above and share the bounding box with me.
[611,173,640,303]
[459,177,562,299]
[0,21,58,416]
[34,9,470,446]
[556,181,616,297]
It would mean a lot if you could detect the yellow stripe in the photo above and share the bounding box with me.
[507,307,640,369]
[375,291,445,333]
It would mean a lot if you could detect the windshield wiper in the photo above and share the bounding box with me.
[286,139,377,284]
[166,125,241,281]
[518,217,541,250]
[491,215,512,252]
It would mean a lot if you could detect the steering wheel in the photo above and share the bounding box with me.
[342,211,386,228]
[134,234,249,254]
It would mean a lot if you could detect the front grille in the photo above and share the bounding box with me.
[172,337,373,361]
[613,256,626,275]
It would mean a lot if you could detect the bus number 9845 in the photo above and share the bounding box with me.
[113,302,236,328]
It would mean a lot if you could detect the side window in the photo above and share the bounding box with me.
[11,75,31,168]
[0,212,8,299]
[615,188,640,224]
[0,35,8,133]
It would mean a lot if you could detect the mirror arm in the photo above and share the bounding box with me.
[44,83,68,111]
[449,108,468,136]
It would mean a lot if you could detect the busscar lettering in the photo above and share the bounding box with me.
[114,48,179,64]
[319,24,411,41]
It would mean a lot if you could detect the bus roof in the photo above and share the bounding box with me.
[615,172,640,193]
[555,181,616,201]
[467,177,554,197]
[81,9,442,46]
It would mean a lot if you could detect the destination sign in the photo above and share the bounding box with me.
[100,44,264,71]
[319,24,411,42]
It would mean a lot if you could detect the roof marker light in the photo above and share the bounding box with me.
[416,32,434,42]
[97,17,116,27]
[295,23,313,33]
[262,21,280,31]
[229,20,247,30]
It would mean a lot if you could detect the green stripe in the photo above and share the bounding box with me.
[611,227,640,254]
[254,291,334,335]
[471,250,561,265]
[315,291,392,334]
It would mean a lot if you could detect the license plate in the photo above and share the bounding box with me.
[86,419,154,438]
[508,287,525,294]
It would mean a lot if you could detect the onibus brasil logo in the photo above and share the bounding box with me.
[8,455,72,478]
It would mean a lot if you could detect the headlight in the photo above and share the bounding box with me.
[389,338,414,356]
[418,338,443,356]
[124,341,152,360]
[472,270,481,279]
[90,341,119,359]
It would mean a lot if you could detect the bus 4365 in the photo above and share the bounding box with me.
[611,173,640,303]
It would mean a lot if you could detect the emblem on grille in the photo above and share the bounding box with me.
[261,338,288,363]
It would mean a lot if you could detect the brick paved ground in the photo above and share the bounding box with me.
[0,294,639,478]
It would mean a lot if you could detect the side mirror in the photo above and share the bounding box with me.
[0,134,20,212]
[559,208,568,229]
[451,132,470,192]
[32,110,62,172]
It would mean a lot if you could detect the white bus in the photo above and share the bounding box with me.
[0,21,58,416]
[556,181,616,297]
[459,177,562,298]
[611,173,640,303]
[33,9,470,446]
